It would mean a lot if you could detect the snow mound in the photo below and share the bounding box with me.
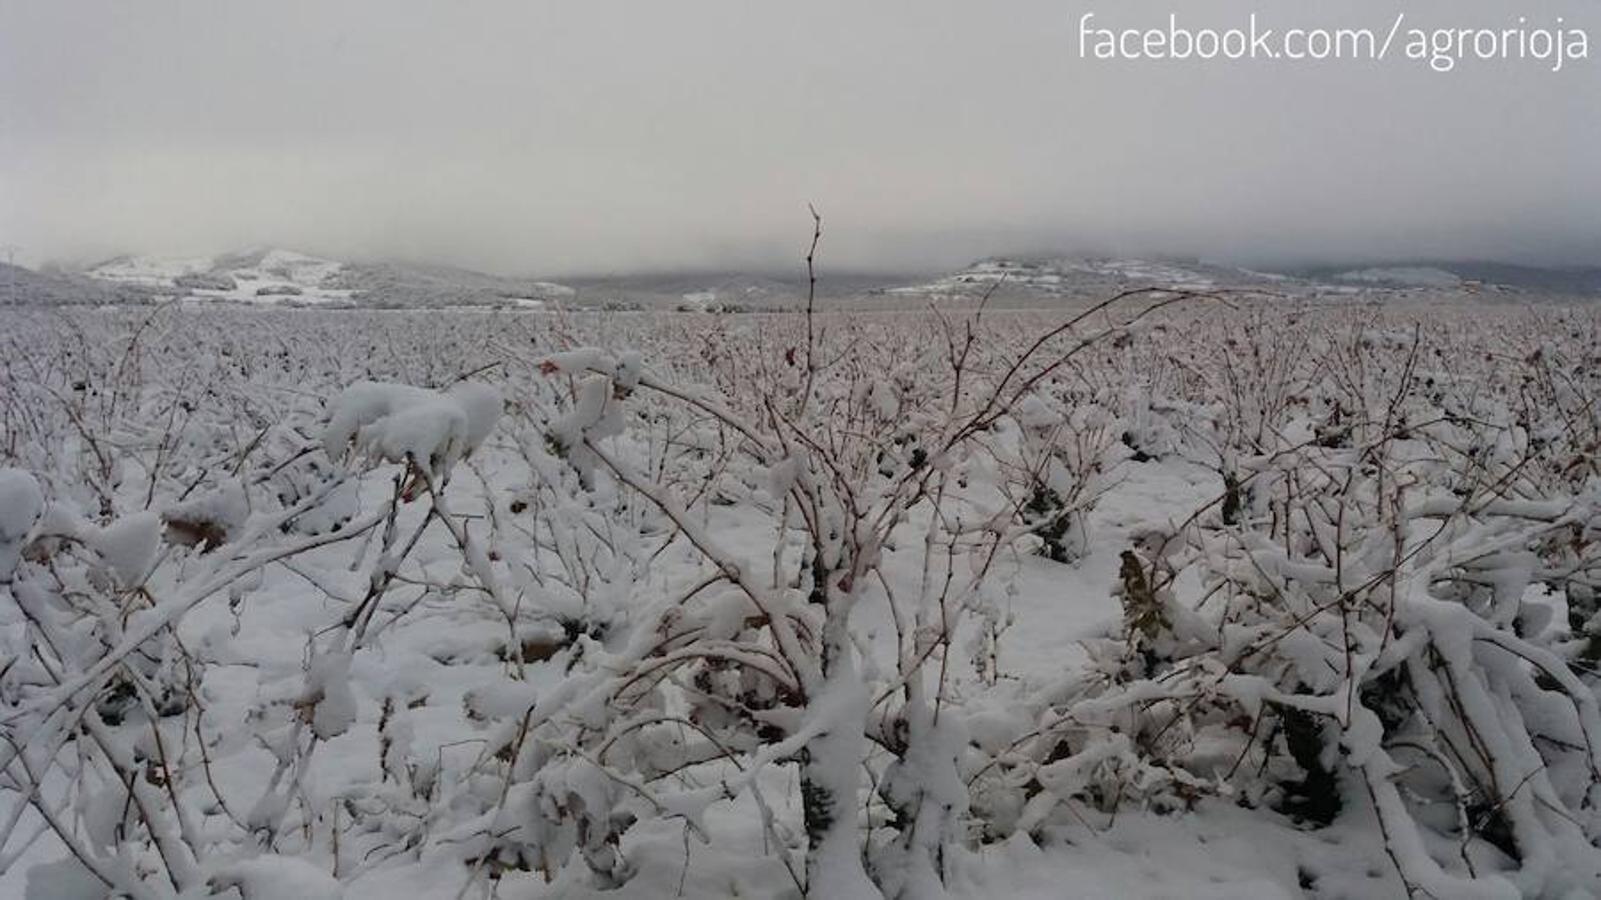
[210,856,344,900]
[323,380,502,481]
[89,512,161,587]
[0,468,44,580]
[161,480,251,552]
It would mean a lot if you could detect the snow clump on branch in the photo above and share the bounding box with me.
[322,380,502,482]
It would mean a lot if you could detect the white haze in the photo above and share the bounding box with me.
[1,0,1597,274]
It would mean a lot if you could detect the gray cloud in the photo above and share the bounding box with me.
[2,0,1597,274]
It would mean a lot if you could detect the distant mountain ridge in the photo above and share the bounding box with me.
[1294,261,1601,295]
[879,256,1601,301]
[877,256,1284,299]
[72,249,577,308]
[328,260,575,308]
[2,249,1597,308]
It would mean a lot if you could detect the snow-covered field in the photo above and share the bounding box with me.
[2,297,1600,899]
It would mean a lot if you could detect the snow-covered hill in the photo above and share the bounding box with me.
[327,259,576,308]
[0,262,156,306]
[1332,266,1461,288]
[84,254,217,287]
[86,248,355,305]
[80,249,579,308]
[880,256,1286,299]
[878,256,1601,304]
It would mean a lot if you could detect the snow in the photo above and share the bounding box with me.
[5,301,1601,900]
[526,282,577,300]
[323,380,502,481]
[85,254,215,286]
[305,648,358,739]
[888,257,1234,296]
[83,249,356,305]
[88,511,161,587]
[254,248,343,286]
[21,858,104,900]
[209,856,344,900]
[160,480,251,551]
[0,468,43,579]
[1335,266,1462,287]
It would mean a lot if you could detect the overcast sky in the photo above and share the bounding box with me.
[2,0,1597,274]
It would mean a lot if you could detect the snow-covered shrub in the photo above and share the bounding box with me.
[4,299,1594,899]
[424,287,1198,899]
[323,379,501,484]
[0,462,390,896]
[984,317,1601,898]
[1004,394,1117,564]
[0,310,520,897]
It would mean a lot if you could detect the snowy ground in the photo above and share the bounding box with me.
[3,301,1599,899]
[0,433,1363,900]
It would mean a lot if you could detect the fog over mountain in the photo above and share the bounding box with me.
[2,0,1597,274]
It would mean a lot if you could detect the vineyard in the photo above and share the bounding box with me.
[2,296,1600,899]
